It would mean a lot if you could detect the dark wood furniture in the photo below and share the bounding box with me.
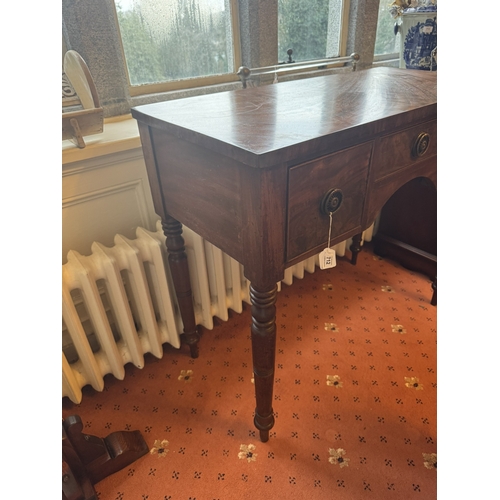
[372,177,437,305]
[62,415,149,500]
[131,67,437,442]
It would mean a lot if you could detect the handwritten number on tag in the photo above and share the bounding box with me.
[319,212,336,269]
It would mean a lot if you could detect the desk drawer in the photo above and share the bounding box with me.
[372,120,437,180]
[286,143,372,262]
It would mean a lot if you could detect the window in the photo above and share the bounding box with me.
[374,1,400,60]
[63,1,381,116]
[278,0,350,62]
[113,0,241,95]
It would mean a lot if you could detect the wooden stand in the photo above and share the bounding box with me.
[62,415,149,500]
[62,108,103,148]
[62,50,104,149]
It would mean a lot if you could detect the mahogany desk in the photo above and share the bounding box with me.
[131,67,437,442]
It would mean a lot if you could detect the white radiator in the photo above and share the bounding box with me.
[62,220,375,403]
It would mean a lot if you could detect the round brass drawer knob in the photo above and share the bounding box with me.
[321,188,343,215]
[413,132,430,157]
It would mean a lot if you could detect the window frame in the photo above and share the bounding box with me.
[373,1,400,63]
[338,0,351,58]
[270,0,352,79]
[277,0,351,63]
[113,0,353,98]
[112,0,243,97]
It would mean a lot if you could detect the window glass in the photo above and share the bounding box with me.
[278,0,345,62]
[374,2,400,56]
[114,0,235,86]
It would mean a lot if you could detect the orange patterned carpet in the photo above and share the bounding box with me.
[62,245,437,499]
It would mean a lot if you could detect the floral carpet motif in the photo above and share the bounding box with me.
[62,245,437,499]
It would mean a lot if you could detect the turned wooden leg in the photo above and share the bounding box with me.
[350,233,363,265]
[431,276,437,306]
[249,284,277,443]
[162,215,200,358]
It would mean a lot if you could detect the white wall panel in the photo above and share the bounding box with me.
[62,146,159,263]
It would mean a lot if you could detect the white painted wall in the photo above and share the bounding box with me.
[62,115,159,264]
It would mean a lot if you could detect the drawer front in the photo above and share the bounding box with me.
[372,120,437,180]
[286,143,372,262]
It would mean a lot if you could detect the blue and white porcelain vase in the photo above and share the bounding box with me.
[397,6,437,71]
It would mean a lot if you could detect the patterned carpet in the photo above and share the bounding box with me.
[62,245,437,499]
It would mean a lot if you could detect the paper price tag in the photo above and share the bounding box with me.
[319,248,336,270]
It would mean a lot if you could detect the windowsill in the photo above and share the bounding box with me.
[62,80,245,166]
[62,114,142,165]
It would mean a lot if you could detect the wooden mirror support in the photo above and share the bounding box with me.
[62,50,103,148]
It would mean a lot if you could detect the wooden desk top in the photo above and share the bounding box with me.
[132,67,437,169]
